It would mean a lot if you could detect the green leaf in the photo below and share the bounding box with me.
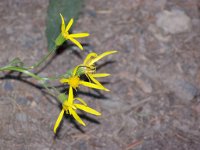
[46,0,84,51]
[0,66,43,81]
[7,58,24,67]
[58,93,67,103]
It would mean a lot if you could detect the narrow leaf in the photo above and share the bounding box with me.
[46,0,84,51]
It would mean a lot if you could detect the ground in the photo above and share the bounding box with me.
[0,0,200,150]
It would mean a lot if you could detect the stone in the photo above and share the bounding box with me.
[148,24,171,42]
[156,9,191,34]
[16,112,27,122]
[164,77,197,102]
[16,97,29,105]
[100,99,125,112]
[30,101,37,108]
[77,141,87,150]
[4,81,14,91]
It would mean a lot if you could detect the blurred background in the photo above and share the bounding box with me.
[0,0,200,149]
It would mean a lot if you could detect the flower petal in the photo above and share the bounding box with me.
[88,73,104,86]
[72,65,81,76]
[54,109,64,133]
[60,78,69,83]
[68,86,74,104]
[88,50,118,66]
[75,104,101,116]
[69,33,90,38]
[91,73,110,78]
[87,74,109,91]
[70,108,86,126]
[65,18,74,32]
[60,14,65,33]
[68,37,83,50]
[74,97,87,106]
[79,80,109,91]
[83,52,97,65]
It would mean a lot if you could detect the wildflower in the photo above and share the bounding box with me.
[60,66,109,91]
[80,50,118,87]
[54,87,101,133]
[55,14,89,50]
[83,51,118,68]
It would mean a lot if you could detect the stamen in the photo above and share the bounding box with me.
[68,76,80,89]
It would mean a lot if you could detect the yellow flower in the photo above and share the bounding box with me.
[56,14,89,50]
[54,87,101,133]
[80,50,118,88]
[83,51,118,68]
[60,66,109,91]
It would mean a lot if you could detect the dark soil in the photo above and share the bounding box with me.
[0,0,200,149]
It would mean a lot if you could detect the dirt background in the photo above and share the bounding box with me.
[0,0,200,150]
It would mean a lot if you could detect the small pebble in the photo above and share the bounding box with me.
[156,9,191,34]
[164,77,197,102]
[4,81,14,91]
[16,112,27,122]
[16,97,29,105]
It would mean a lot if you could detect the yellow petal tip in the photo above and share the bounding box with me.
[111,50,118,53]
[104,88,110,92]
[96,112,101,116]
[53,129,57,134]
[85,33,90,37]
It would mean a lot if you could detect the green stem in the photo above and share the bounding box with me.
[28,46,57,70]
[0,66,43,80]
[0,66,58,97]
[42,83,58,97]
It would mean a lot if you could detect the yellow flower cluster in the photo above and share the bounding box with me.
[53,14,117,133]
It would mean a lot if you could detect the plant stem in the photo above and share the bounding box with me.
[29,46,57,70]
[0,67,43,80]
[0,66,58,98]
